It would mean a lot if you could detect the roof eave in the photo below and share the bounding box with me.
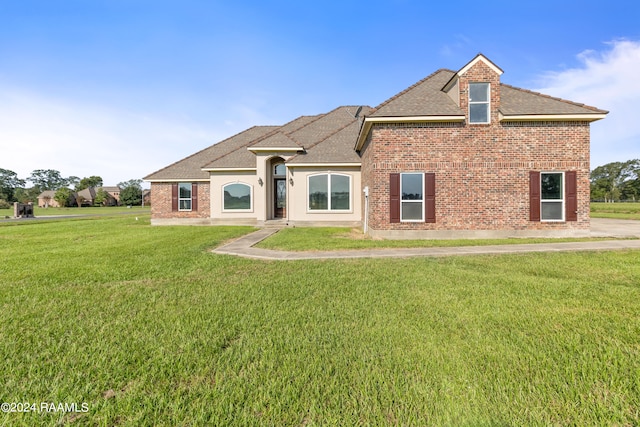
[201,167,257,172]
[499,112,608,122]
[287,162,361,167]
[145,178,211,183]
[247,147,304,152]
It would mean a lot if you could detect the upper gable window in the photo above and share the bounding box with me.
[469,83,490,124]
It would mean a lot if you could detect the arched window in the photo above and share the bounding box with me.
[274,163,286,177]
[223,183,252,211]
[308,173,351,211]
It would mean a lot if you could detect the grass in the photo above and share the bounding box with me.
[256,227,617,252]
[1,205,150,217]
[1,216,639,425]
[591,202,640,220]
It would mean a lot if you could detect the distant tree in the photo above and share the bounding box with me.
[28,169,69,191]
[13,187,41,204]
[54,188,73,208]
[76,176,103,191]
[0,168,26,202]
[67,176,80,189]
[94,188,109,206]
[118,179,143,206]
[590,160,639,202]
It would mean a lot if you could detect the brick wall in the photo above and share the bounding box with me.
[361,120,591,232]
[360,59,591,234]
[150,182,211,219]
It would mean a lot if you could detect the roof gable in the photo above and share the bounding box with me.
[457,53,503,77]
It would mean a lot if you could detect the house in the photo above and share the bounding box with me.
[145,54,607,238]
[101,186,122,205]
[37,190,60,208]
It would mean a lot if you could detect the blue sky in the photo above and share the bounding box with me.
[1,1,639,187]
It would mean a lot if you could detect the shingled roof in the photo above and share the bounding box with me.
[367,68,607,119]
[144,126,278,180]
[289,107,373,164]
[369,69,464,117]
[147,55,607,180]
[499,84,608,116]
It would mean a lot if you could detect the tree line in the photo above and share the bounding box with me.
[0,168,144,208]
[591,159,640,202]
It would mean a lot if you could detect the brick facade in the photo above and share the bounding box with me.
[360,121,590,233]
[151,182,210,219]
[360,60,592,236]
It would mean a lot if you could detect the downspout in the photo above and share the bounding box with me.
[363,186,369,234]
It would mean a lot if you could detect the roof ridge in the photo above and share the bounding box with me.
[286,106,369,162]
[369,69,456,114]
[201,126,288,167]
[246,113,326,149]
[299,115,360,153]
[283,109,338,139]
[500,83,608,113]
[144,125,278,179]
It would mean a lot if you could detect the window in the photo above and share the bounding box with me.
[223,183,252,211]
[541,172,564,221]
[469,82,490,124]
[274,163,286,176]
[530,171,577,222]
[308,173,351,211]
[390,173,435,224]
[178,183,192,211]
[401,173,424,221]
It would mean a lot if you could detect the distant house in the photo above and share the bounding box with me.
[101,186,121,204]
[145,54,607,238]
[142,189,151,206]
[37,190,60,208]
[75,187,119,207]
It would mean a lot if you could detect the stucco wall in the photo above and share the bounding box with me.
[287,166,362,224]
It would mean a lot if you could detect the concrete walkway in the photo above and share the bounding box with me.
[213,218,640,260]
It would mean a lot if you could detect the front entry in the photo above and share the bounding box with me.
[274,178,286,218]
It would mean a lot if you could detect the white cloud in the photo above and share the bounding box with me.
[0,88,227,187]
[535,40,640,167]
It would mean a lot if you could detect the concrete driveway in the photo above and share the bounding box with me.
[590,218,640,237]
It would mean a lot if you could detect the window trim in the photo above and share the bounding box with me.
[307,173,352,213]
[468,82,490,124]
[540,171,565,222]
[222,182,253,212]
[400,172,424,222]
[178,182,192,211]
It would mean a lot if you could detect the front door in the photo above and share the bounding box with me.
[274,178,286,218]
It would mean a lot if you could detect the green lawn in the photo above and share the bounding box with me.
[1,216,639,425]
[591,201,640,220]
[256,227,618,252]
[1,205,150,217]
